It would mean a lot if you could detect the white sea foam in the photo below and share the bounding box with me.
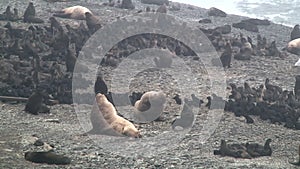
[171,0,300,27]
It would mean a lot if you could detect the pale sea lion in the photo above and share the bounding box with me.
[95,93,141,138]
[87,100,122,136]
[53,5,92,20]
[134,91,166,122]
[287,38,300,55]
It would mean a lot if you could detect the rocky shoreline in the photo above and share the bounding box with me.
[0,0,300,168]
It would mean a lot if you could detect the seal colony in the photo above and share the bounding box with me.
[0,0,299,168]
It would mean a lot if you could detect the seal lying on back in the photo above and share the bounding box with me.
[53,5,92,20]
[94,93,141,138]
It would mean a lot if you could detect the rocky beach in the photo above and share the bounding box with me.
[0,0,300,168]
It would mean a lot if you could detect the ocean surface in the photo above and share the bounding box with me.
[171,0,300,27]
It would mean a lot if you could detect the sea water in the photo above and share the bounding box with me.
[171,0,300,27]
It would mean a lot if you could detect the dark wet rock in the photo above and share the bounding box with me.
[156,4,167,13]
[199,18,212,24]
[242,18,271,26]
[232,21,259,32]
[141,0,169,6]
[121,0,135,9]
[207,7,227,17]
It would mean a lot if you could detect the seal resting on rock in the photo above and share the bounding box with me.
[95,93,141,138]
[245,139,272,157]
[134,91,166,122]
[53,6,92,20]
[287,38,300,55]
[25,151,71,165]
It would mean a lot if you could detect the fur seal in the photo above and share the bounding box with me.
[245,139,272,157]
[95,93,141,138]
[94,75,108,95]
[65,47,76,72]
[53,6,92,20]
[291,24,300,41]
[171,103,194,130]
[287,38,300,55]
[294,75,300,99]
[85,12,101,33]
[214,140,252,158]
[134,91,166,122]
[23,2,44,23]
[289,145,300,166]
[25,89,49,115]
[220,42,232,68]
[25,151,71,165]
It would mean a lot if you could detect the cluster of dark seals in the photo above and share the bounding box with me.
[100,33,196,67]
[0,3,97,104]
[225,78,300,129]
[214,139,272,159]
[0,3,44,23]
[201,25,284,68]
[0,6,21,22]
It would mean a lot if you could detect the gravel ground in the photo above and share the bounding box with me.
[0,0,300,168]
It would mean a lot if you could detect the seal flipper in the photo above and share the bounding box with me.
[53,13,72,19]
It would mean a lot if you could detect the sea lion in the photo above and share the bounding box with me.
[95,93,141,138]
[287,38,300,55]
[53,6,92,20]
[291,24,300,41]
[25,151,71,165]
[134,91,166,122]
[87,99,123,136]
